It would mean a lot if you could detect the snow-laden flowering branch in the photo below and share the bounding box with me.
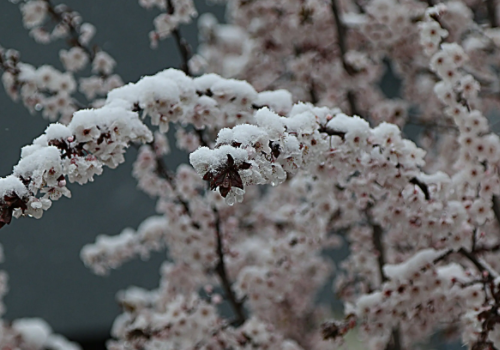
[6,0,500,348]
[50,54,499,348]
[189,107,430,205]
[180,6,500,347]
[75,62,500,349]
[0,67,292,227]
[0,105,152,228]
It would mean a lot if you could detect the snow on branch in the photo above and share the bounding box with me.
[0,68,294,229]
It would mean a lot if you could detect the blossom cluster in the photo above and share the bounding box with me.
[139,0,197,49]
[0,94,152,228]
[2,0,122,122]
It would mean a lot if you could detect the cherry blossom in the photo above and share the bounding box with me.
[4,0,500,349]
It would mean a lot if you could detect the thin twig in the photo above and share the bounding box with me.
[330,0,354,75]
[366,205,388,283]
[194,128,209,147]
[43,0,95,60]
[212,207,247,327]
[310,80,319,105]
[433,249,453,264]
[147,143,196,220]
[166,0,192,75]
[472,228,477,253]
[330,0,359,116]
[387,328,403,350]
[492,195,500,231]
[371,222,387,282]
[144,144,246,323]
[458,247,496,278]
[474,243,500,254]
[366,207,402,350]
[486,0,498,28]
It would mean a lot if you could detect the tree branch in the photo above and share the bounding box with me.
[474,243,500,254]
[146,143,196,222]
[458,247,497,278]
[492,195,500,232]
[166,0,192,75]
[145,143,245,324]
[330,0,359,116]
[367,208,402,350]
[486,0,498,28]
[212,207,247,327]
[371,222,387,283]
[43,0,95,60]
[330,0,352,75]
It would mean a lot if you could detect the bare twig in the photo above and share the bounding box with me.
[486,0,498,28]
[166,0,192,75]
[330,0,353,75]
[387,328,402,350]
[194,128,209,147]
[147,143,196,220]
[144,144,245,324]
[472,228,477,253]
[42,0,95,60]
[310,80,319,105]
[458,247,497,278]
[212,207,247,327]
[371,222,387,282]
[474,243,500,254]
[433,249,454,264]
[366,208,402,350]
[492,195,500,230]
[330,0,359,116]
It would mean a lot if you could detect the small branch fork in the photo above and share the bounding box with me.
[42,0,95,60]
[457,247,500,349]
[151,2,243,320]
[148,3,242,320]
[151,1,245,325]
[145,144,245,326]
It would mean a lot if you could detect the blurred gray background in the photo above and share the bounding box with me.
[0,0,224,343]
